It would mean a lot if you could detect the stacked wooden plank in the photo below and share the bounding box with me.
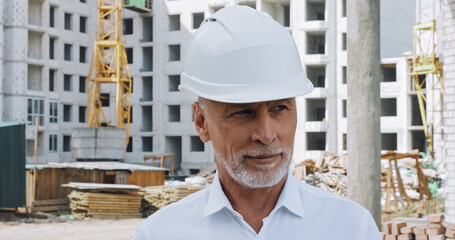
[381,214,447,240]
[64,182,142,219]
[68,191,142,219]
[31,198,70,215]
[140,185,205,216]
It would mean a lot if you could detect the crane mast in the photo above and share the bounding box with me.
[87,0,133,146]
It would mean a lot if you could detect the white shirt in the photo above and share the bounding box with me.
[133,172,381,240]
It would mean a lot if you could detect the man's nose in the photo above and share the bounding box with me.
[251,111,277,145]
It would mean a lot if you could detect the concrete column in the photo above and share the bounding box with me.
[3,0,28,122]
[346,0,381,226]
[325,0,337,153]
[443,0,455,224]
[0,0,4,121]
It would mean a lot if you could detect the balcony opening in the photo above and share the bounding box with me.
[306,98,326,121]
[28,31,42,59]
[49,69,56,92]
[193,13,204,29]
[64,74,72,91]
[28,65,42,91]
[63,105,72,122]
[343,133,347,150]
[79,76,86,93]
[382,64,397,82]
[49,37,56,60]
[142,16,153,42]
[342,66,347,84]
[142,77,153,101]
[79,106,86,123]
[190,136,205,152]
[80,16,87,33]
[165,136,182,171]
[411,95,424,126]
[307,132,326,150]
[169,75,180,92]
[306,0,325,21]
[128,107,133,123]
[307,32,325,54]
[306,65,325,88]
[50,6,55,28]
[342,99,347,118]
[411,130,427,153]
[64,44,72,61]
[381,133,397,151]
[123,18,133,35]
[142,47,153,71]
[79,46,87,63]
[169,45,181,62]
[64,12,72,30]
[342,0,346,17]
[168,105,181,122]
[126,48,133,64]
[381,98,397,116]
[342,32,347,51]
[284,5,290,27]
[49,134,58,152]
[28,0,42,26]
[169,14,180,31]
[260,1,290,27]
[142,137,153,152]
[50,102,58,123]
[142,106,153,132]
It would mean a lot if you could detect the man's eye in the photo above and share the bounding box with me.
[234,109,253,115]
[272,105,288,111]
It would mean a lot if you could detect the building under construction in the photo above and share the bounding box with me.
[0,0,439,175]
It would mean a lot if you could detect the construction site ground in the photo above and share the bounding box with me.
[0,218,143,240]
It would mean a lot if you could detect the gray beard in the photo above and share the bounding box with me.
[215,146,292,188]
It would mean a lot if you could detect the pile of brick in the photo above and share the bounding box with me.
[446,222,455,240]
[381,214,448,240]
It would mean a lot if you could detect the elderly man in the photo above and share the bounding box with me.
[133,6,381,240]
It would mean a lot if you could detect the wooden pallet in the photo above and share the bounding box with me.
[31,198,70,214]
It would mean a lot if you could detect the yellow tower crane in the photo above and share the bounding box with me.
[87,0,152,146]
[409,0,443,157]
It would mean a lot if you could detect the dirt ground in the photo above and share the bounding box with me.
[0,218,144,240]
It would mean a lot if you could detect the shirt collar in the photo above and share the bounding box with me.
[203,172,234,218]
[202,171,304,219]
[274,171,305,218]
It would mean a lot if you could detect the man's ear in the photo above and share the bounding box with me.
[193,102,210,143]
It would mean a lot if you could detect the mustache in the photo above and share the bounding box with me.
[239,146,291,160]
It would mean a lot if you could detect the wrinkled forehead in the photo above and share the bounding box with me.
[208,98,295,112]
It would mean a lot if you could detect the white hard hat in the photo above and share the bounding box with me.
[179,5,313,103]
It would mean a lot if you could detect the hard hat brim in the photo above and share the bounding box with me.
[179,72,314,104]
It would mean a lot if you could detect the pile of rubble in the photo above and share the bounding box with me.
[381,155,443,202]
[139,184,206,216]
[292,151,443,203]
[292,152,348,197]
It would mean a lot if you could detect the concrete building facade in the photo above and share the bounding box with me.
[1,0,423,175]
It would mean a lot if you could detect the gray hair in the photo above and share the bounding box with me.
[197,97,211,118]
